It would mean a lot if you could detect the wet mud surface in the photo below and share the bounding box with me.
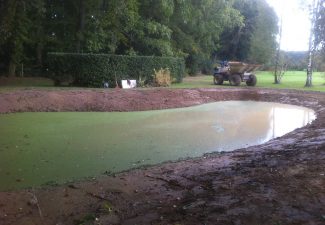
[0,88,324,225]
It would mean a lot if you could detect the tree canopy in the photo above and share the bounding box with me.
[315,0,325,52]
[0,0,278,76]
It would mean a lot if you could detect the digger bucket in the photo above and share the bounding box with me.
[228,62,261,75]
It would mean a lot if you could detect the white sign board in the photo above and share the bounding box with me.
[121,80,137,89]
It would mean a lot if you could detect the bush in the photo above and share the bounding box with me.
[153,68,171,87]
[47,53,185,87]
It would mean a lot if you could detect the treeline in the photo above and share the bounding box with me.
[281,52,308,71]
[265,51,325,72]
[0,0,278,77]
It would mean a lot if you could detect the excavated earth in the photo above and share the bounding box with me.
[0,88,324,225]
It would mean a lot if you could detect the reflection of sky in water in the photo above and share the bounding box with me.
[0,101,316,190]
[205,102,316,150]
[265,107,316,142]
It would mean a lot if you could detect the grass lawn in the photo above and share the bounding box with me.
[0,77,54,87]
[172,71,325,92]
[0,71,324,92]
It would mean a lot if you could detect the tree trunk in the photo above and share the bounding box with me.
[76,0,85,53]
[36,42,43,67]
[305,52,313,87]
[36,22,44,67]
[274,50,280,84]
[232,27,242,59]
[8,60,16,77]
[305,0,318,87]
[274,15,283,84]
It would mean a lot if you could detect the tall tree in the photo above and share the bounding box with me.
[0,0,278,77]
[314,0,325,73]
[219,0,278,65]
[97,0,141,54]
[314,0,325,51]
[28,0,46,66]
[248,0,277,64]
[306,0,320,87]
[219,0,258,61]
[274,13,284,84]
[134,0,174,56]
[170,0,243,74]
[0,0,31,76]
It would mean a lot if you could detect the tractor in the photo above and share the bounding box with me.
[213,61,260,86]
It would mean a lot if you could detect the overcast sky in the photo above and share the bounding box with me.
[266,0,312,51]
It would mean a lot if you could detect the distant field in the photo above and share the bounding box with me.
[172,71,325,92]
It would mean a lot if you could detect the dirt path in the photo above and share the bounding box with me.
[0,88,324,225]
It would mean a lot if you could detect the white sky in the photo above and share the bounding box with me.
[266,0,312,51]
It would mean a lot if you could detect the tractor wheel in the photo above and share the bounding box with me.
[214,74,224,85]
[230,74,241,86]
[246,74,257,86]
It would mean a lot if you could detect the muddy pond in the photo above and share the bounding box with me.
[0,101,316,190]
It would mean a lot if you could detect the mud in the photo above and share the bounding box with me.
[0,88,324,225]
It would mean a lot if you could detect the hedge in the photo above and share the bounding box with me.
[47,53,185,87]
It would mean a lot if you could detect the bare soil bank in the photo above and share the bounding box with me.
[0,88,324,225]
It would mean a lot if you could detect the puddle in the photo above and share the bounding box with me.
[0,101,316,190]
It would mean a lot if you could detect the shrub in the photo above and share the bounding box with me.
[153,68,171,87]
[47,53,185,87]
